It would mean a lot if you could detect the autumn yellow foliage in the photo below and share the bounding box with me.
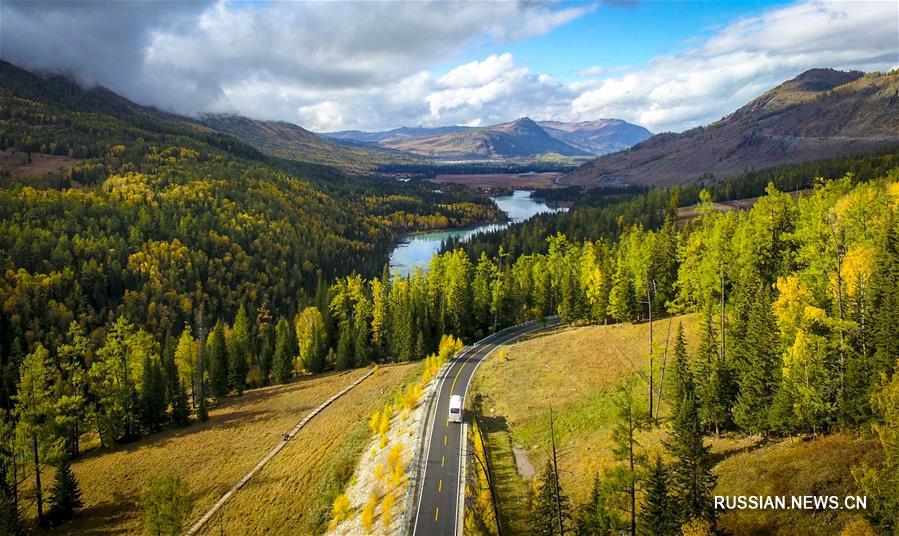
[382,489,395,528]
[328,494,351,530]
[360,493,377,534]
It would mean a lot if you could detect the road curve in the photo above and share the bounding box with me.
[410,318,559,536]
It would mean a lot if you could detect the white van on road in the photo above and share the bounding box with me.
[448,394,463,423]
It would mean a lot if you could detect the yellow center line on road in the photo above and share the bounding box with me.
[435,507,439,522]
[438,480,443,492]
[441,455,445,466]
[444,435,447,445]
[449,348,476,395]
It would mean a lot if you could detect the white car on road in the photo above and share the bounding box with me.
[448,394,463,423]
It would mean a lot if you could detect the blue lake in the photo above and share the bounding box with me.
[388,190,566,276]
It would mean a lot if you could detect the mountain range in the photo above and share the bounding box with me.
[197,113,422,174]
[563,68,899,187]
[4,58,895,187]
[323,118,652,159]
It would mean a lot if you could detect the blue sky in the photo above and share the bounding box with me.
[2,0,896,132]
[483,0,798,82]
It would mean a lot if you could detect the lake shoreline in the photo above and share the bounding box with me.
[388,190,566,276]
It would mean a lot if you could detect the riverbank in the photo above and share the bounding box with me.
[388,190,566,276]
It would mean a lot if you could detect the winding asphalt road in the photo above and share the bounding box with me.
[410,318,559,536]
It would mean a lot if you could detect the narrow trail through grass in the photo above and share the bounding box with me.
[187,368,376,535]
[35,368,374,536]
[195,363,420,535]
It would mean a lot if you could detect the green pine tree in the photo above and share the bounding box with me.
[207,322,229,400]
[48,458,83,526]
[0,429,22,536]
[733,283,781,435]
[0,487,21,535]
[576,474,614,536]
[258,321,274,386]
[609,382,647,536]
[668,324,691,417]
[335,321,354,371]
[13,344,58,526]
[296,307,327,373]
[609,264,638,323]
[140,474,195,536]
[639,457,678,536]
[229,303,251,395]
[273,318,293,383]
[196,397,209,423]
[666,334,717,528]
[869,216,899,378]
[694,311,729,435]
[853,358,899,533]
[170,377,190,427]
[531,459,572,536]
[138,356,166,433]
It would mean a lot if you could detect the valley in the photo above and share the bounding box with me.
[1,6,899,534]
[431,172,563,190]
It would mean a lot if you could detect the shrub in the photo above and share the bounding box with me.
[328,494,351,530]
[360,493,377,534]
[382,489,395,528]
[140,474,195,536]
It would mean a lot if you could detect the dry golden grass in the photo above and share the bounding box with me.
[714,434,880,536]
[0,148,81,178]
[471,315,700,506]
[31,366,392,536]
[193,363,419,536]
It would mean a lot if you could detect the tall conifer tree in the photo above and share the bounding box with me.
[206,322,229,400]
[229,303,251,394]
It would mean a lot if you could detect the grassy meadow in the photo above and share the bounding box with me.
[27,364,416,535]
[194,362,420,536]
[470,316,880,535]
[471,315,701,504]
[714,434,880,536]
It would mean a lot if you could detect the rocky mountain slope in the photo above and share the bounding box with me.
[563,68,899,187]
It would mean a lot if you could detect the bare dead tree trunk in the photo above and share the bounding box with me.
[32,433,43,525]
[648,285,654,422]
[550,407,564,536]
[720,259,726,364]
[196,305,207,406]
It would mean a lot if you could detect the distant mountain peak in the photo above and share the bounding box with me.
[494,117,547,135]
[729,67,867,121]
[787,67,865,91]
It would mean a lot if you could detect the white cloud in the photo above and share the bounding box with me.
[0,0,593,126]
[579,66,606,78]
[571,0,898,132]
[0,0,896,133]
[297,101,345,133]
[291,54,579,132]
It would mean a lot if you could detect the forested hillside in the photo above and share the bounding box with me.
[449,148,899,260]
[438,172,899,534]
[0,60,506,531]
